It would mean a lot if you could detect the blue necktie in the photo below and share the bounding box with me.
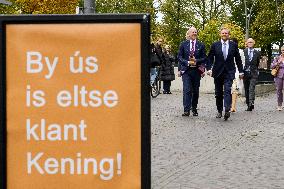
[222,42,227,60]
[249,50,253,61]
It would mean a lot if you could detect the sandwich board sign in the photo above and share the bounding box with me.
[0,14,150,189]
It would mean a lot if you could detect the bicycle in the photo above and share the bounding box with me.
[150,66,161,98]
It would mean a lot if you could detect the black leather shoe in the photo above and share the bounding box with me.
[163,91,167,94]
[216,112,222,118]
[246,104,254,111]
[224,111,230,121]
[167,91,172,94]
[182,111,190,116]
[192,110,198,116]
[245,106,252,111]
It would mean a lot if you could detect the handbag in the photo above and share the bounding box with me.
[271,65,280,77]
[150,52,160,66]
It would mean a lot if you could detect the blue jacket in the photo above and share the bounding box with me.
[206,40,244,79]
[178,40,206,73]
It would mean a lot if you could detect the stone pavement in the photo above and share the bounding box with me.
[151,90,284,189]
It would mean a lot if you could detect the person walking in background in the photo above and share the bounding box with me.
[155,37,164,63]
[150,43,160,86]
[271,45,284,111]
[243,38,261,111]
[178,26,206,117]
[161,45,175,94]
[150,38,164,86]
[206,27,244,120]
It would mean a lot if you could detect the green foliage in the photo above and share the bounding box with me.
[199,19,245,52]
[228,0,259,30]
[250,0,284,48]
[9,0,79,14]
[158,0,200,53]
[0,2,18,14]
[159,0,233,53]
[188,0,230,29]
[198,20,220,52]
[1,0,282,58]
[95,0,157,42]
[224,22,246,48]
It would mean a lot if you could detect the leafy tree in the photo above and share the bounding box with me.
[198,20,220,52]
[250,0,284,65]
[198,19,245,52]
[159,0,200,53]
[228,0,259,33]
[0,2,17,14]
[187,0,231,29]
[95,0,158,42]
[7,0,79,14]
[159,0,233,53]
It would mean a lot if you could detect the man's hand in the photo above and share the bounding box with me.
[177,71,181,77]
[207,70,212,77]
[239,73,244,79]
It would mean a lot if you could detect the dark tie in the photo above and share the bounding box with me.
[222,42,227,60]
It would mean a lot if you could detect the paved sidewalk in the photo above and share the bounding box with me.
[151,91,284,189]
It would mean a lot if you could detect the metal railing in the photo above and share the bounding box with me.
[257,68,274,84]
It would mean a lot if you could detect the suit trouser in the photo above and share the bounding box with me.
[182,70,200,112]
[163,80,171,92]
[243,76,257,106]
[274,77,284,106]
[214,71,233,112]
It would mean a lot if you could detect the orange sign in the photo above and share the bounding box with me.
[5,22,144,189]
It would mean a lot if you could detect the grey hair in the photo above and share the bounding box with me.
[220,27,230,34]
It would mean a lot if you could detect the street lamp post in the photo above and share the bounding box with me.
[244,0,255,40]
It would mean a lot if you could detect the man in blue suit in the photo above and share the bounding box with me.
[206,27,244,120]
[178,27,206,116]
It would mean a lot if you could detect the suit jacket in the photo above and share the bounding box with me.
[206,40,244,79]
[243,48,260,79]
[178,40,206,74]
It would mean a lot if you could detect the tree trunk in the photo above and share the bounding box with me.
[267,44,272,69]
[280,41,283,53]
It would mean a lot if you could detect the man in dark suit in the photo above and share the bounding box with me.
[243,38,260,111]
[178,27,206,116]
[206,27,244,120]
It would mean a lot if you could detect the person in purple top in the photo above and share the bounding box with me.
[271,46,284,111]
